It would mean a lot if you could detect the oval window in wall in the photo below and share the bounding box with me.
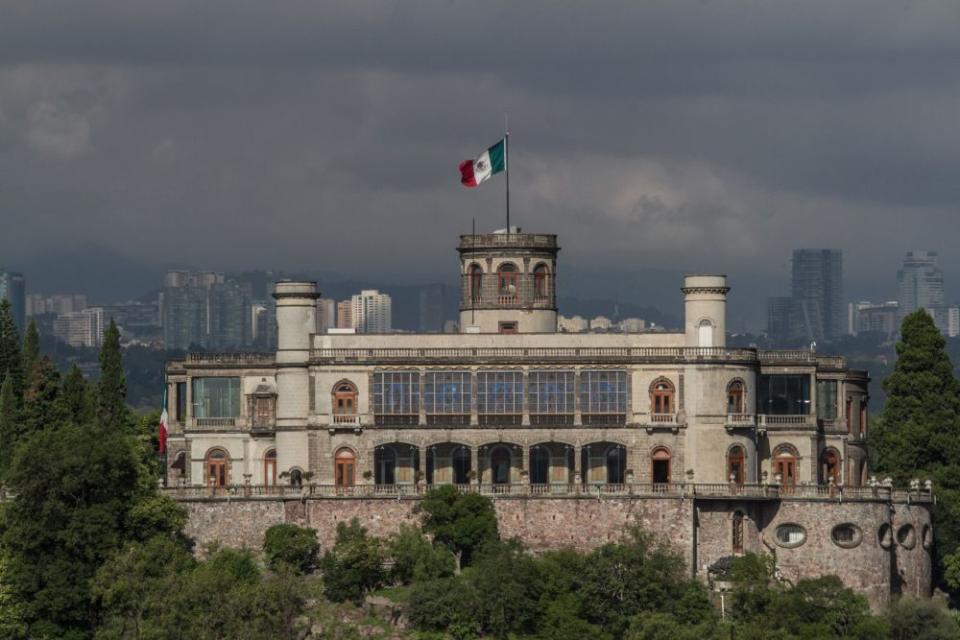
[897,524,917,549]
[775,523,807,548]
[878,523,893,549]
[831,523,863,549]
[922,525,933,550]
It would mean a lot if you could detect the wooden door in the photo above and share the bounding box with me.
[335,450,355,489]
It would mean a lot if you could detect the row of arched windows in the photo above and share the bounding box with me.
[468,262,551,303]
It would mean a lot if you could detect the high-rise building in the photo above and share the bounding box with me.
[848,301,899,338]
[766,296,794,345]
[207,281,253,348]
[792,249,843,342]
[317,298,337,333]
[418,284,448,332]
[54,307,105,348]
[336,300,353,330]
[351,290,392,333]
[897,251,945,324]
[0,272,26,332]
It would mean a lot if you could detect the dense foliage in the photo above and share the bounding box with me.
[872,310,960,600]
[416,484,499,570]
[263,523,321,574]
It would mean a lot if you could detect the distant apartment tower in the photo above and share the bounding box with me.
[0,272,26,332]
[351,290,392,333]
[336,300,353,330]
[848,301,899,338]
[54,307,105,348]
[418,283,448,332]
[792,249,843,342]
[897,251,944,323]
[26,293,87,317]
[162,270,254,350]
[766,296,794,345]
[317,298,337,333]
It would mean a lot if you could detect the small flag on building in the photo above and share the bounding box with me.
[459,138,506,188]
[158,389,168,455]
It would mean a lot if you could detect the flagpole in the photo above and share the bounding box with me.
[505,114,510,232]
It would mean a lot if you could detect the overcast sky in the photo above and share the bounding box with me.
[1,1,958,309]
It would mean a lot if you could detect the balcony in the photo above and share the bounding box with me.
[185,353,275,366]
[757,414,817,430]
[195,417,238,428]
[332,414,362,426]
[725,414,756,430]
[458,233,558,251]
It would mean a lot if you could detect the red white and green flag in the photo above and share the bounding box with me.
[459,138,506,188]
[158,388,168,455]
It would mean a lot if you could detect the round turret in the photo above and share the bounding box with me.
[682,275,729,348]
[458,230,559,333]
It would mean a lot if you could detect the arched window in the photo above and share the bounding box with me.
[727,380,745,415]
[264,449,277,486]
[650,379,675,416]
[606,445,626,484]
[820,448,841,486]
[490,447,512,485]
[469,264,484,303]
[335,448,356,488]
[497,263,518,302]
[773,444,798,492]
[727,445,746,484]
[452,446,471,485]
[375,446,397,485]
[530,445,550,484]
[651,447,671,485]
[332,381,357,423]
[698,319,713,347]
[732,511,744,554]
[206,448,229,487]
[533,264,549,301]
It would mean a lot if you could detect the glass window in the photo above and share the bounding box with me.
[831,524,862,548]
[477,371,523,422]
[373,372,420,425]
[580,370,627,423]
[175,381,186,422]
[775,523,807,547]
[424,371,472,415]
[817,380,838,420]
[759,375,811,415]
[192,377,241,418]
[528,370,574,425]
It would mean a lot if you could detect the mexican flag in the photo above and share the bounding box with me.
[459,138,506,188]
[158,388,168,455]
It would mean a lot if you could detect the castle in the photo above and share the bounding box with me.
[163,230,932,607]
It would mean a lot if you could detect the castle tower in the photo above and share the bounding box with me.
[682,275,729,348]
[458,230,559,333]
[273,281,319,428]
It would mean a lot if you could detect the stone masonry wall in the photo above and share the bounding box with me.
[179,496,930,609]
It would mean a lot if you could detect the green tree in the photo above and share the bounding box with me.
[20,320,39,387]
[319,519,386,604]
[468,540,541,639]
[625,612,724,640]
[97,320,129,432]
[873,310,960,481]
[407,575,481,640]
[20,356,64,436]
[59,364,94,426]
[885,597,960,640]
[263,523,321,574]
[417,485,499,570]
[387,523,455,585]
[0,300,23,399]
[1,423,146,636]
[0,376,18,480]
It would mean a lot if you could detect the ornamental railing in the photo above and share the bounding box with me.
[184,353,275,365]
[160,482,933,503]
[458,233,558,250]
[758,351,846,369]
[311,346,760,364]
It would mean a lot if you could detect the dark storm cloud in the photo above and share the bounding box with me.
[0,0,958,312]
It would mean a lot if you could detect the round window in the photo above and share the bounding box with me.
[878,523,893,549]
[775,523,807,548]
[897,525,916,549]
[922,525,933,550]
[831,523,862,549]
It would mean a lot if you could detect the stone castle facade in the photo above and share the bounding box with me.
[163,231,932,607]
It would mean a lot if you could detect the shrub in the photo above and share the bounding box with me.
[263,524,320,574]
[319,519,385,604]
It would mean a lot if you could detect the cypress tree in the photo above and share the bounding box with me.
[0,300,23,400]
[21,356,64,436]
[97,319,129,432]
[59,364,93,426]
[0,375,18,480]
[873,310,960,483]
[21,319,39,389]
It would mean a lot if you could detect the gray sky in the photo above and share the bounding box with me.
[1,1,958,313]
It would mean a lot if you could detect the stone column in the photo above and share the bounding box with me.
[521,444,530,484]
[419,445,428,486]
[573,444,582,486]
[471,446,480,485]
